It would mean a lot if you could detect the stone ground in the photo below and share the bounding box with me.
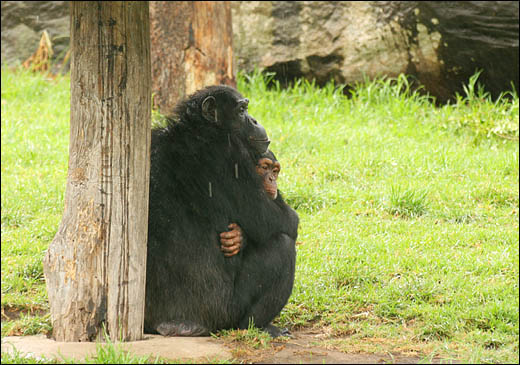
[1,334,229,363]
[1,330,458,364]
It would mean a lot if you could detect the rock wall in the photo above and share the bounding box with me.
[1,1,70,71]
[2,1,518,101]
[232,1,519,101]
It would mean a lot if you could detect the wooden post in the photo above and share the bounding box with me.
[43,1,151,342]
[150,1,235,115]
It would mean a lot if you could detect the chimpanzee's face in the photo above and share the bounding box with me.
[201,87,270,154]
[232,96,270,154]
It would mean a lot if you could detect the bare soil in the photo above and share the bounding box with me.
[225,329,459,364]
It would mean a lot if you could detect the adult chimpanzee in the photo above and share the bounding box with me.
[145,85,299,338]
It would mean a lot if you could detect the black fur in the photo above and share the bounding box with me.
[144,85,299,336]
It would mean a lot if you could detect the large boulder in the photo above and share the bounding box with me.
[232,1,519,101]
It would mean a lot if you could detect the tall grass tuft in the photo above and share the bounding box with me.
[446,69,519,140]
[386,185,429,218]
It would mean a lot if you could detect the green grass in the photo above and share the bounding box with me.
[1,67,69,338]
[1,66,518,363]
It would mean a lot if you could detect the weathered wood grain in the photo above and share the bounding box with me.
[43,1,151,342]
[150,1,235,115]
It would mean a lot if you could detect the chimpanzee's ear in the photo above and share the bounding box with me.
[202,96,218,123]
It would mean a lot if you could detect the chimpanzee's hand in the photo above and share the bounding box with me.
[219,223,242,257]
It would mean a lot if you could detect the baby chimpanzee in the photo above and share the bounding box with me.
[220,150,282,257]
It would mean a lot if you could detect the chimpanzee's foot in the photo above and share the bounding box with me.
[262,323,291,338]
[157,320,209,336]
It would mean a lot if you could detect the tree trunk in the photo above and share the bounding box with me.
[43,1,151,342]
[150,1,235,115]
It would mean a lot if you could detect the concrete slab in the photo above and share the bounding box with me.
[1,334,232,362]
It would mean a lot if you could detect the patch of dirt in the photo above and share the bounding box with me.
[1,306,48,321]
[226,329,459,364]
